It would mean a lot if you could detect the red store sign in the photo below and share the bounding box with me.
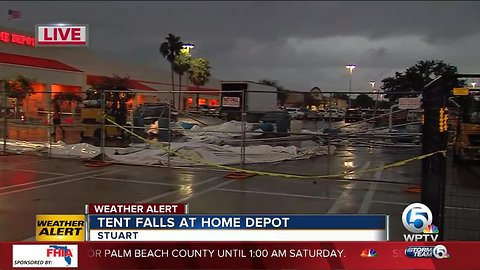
[0,31,35,47]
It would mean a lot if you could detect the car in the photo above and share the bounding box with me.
[285,107,305,119]
[132,103,178,126]
[207,106,220,116]
[324,108,343,121]
[199,105,210,114]
[316,109,326,119]
[344,109,363,123]
[407,109,423,123]
[304,110,321,120]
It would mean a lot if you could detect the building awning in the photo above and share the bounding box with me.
[86,74,157,91]
[0,52,83,72]
[136,80,220,96]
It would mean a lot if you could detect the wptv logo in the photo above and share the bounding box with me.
[402,203,439,241]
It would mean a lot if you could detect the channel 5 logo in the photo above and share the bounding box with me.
[405,245,450,259]
[402,203,439,241]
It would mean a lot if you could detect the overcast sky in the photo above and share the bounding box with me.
[2,1,480,92]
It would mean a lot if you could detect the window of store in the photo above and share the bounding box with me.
[198,98,206,106]
[209,99,219,107]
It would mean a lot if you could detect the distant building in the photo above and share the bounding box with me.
[282,90,348,111]
[282,92,305,107]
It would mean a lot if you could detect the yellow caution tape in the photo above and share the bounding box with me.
[105,117,447,179]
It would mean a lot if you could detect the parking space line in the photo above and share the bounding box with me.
[94,177,181,187]
[2,168,66,176]
[174,179,234,203]
[0,170,120,196]
[138,176,222,203]
[446,206,480,211]
[217,188,337,200]
[358,163,383,213]
[0,157,52,169]
[374,200,480,212]
[358,183,378,213]
[327,161,371,214]
[144,163,280,204]
[0,168,114,191]
[137,189,183,204]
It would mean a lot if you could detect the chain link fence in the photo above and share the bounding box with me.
[0,85,424,168]
[3,83,479,240]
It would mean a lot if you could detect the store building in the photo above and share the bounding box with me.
[0,25,220,117]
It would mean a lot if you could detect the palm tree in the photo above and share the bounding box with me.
[173,50,192,110]
[159,33,183,108]
[188,58,211,110]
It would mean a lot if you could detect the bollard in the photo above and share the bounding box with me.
[167,100,172,168]
[240,89,246,168]
[100,90,106,162]
[2,82,7,154]
[48,93,52,158]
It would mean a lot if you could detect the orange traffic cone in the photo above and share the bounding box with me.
[83,153,113,167]
[405,185,422,193]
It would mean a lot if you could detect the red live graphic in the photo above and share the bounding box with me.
[37,25,87,45]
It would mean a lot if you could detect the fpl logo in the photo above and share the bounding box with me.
[402,203,439,241]
[35,24,88,47]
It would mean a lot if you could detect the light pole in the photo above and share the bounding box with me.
[179,43,194,110]
[370,80,379,128]
[346,64,356,108]
[181,43,194,55]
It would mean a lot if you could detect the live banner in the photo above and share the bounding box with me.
[1,242,478,269]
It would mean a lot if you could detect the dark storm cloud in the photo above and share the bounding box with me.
[3,1,480,90]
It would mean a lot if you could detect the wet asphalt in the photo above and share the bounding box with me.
[0,118,479,241]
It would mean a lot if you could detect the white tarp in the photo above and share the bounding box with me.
[2,139,335,167]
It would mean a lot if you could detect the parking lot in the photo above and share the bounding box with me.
[1,111,479,242]
[1,144,427,242]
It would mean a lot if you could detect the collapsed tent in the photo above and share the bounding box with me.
[2,139,335,167]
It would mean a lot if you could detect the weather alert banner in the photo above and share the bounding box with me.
[1,242,479,269]
[85,203,188,215]
[36,215,85,242]
[87,215,388,241]
[11,244,78,268]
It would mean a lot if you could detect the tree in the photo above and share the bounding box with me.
[159,33,183,108]
[173,50,192,110]
[381,60,460,102]
[377,100,393,110]
[332,93,350,100]
[87,74,136,103]
[188,58,211,110]
[353,94,374,108]
[2,75,35,113]
[258,79,289,106]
